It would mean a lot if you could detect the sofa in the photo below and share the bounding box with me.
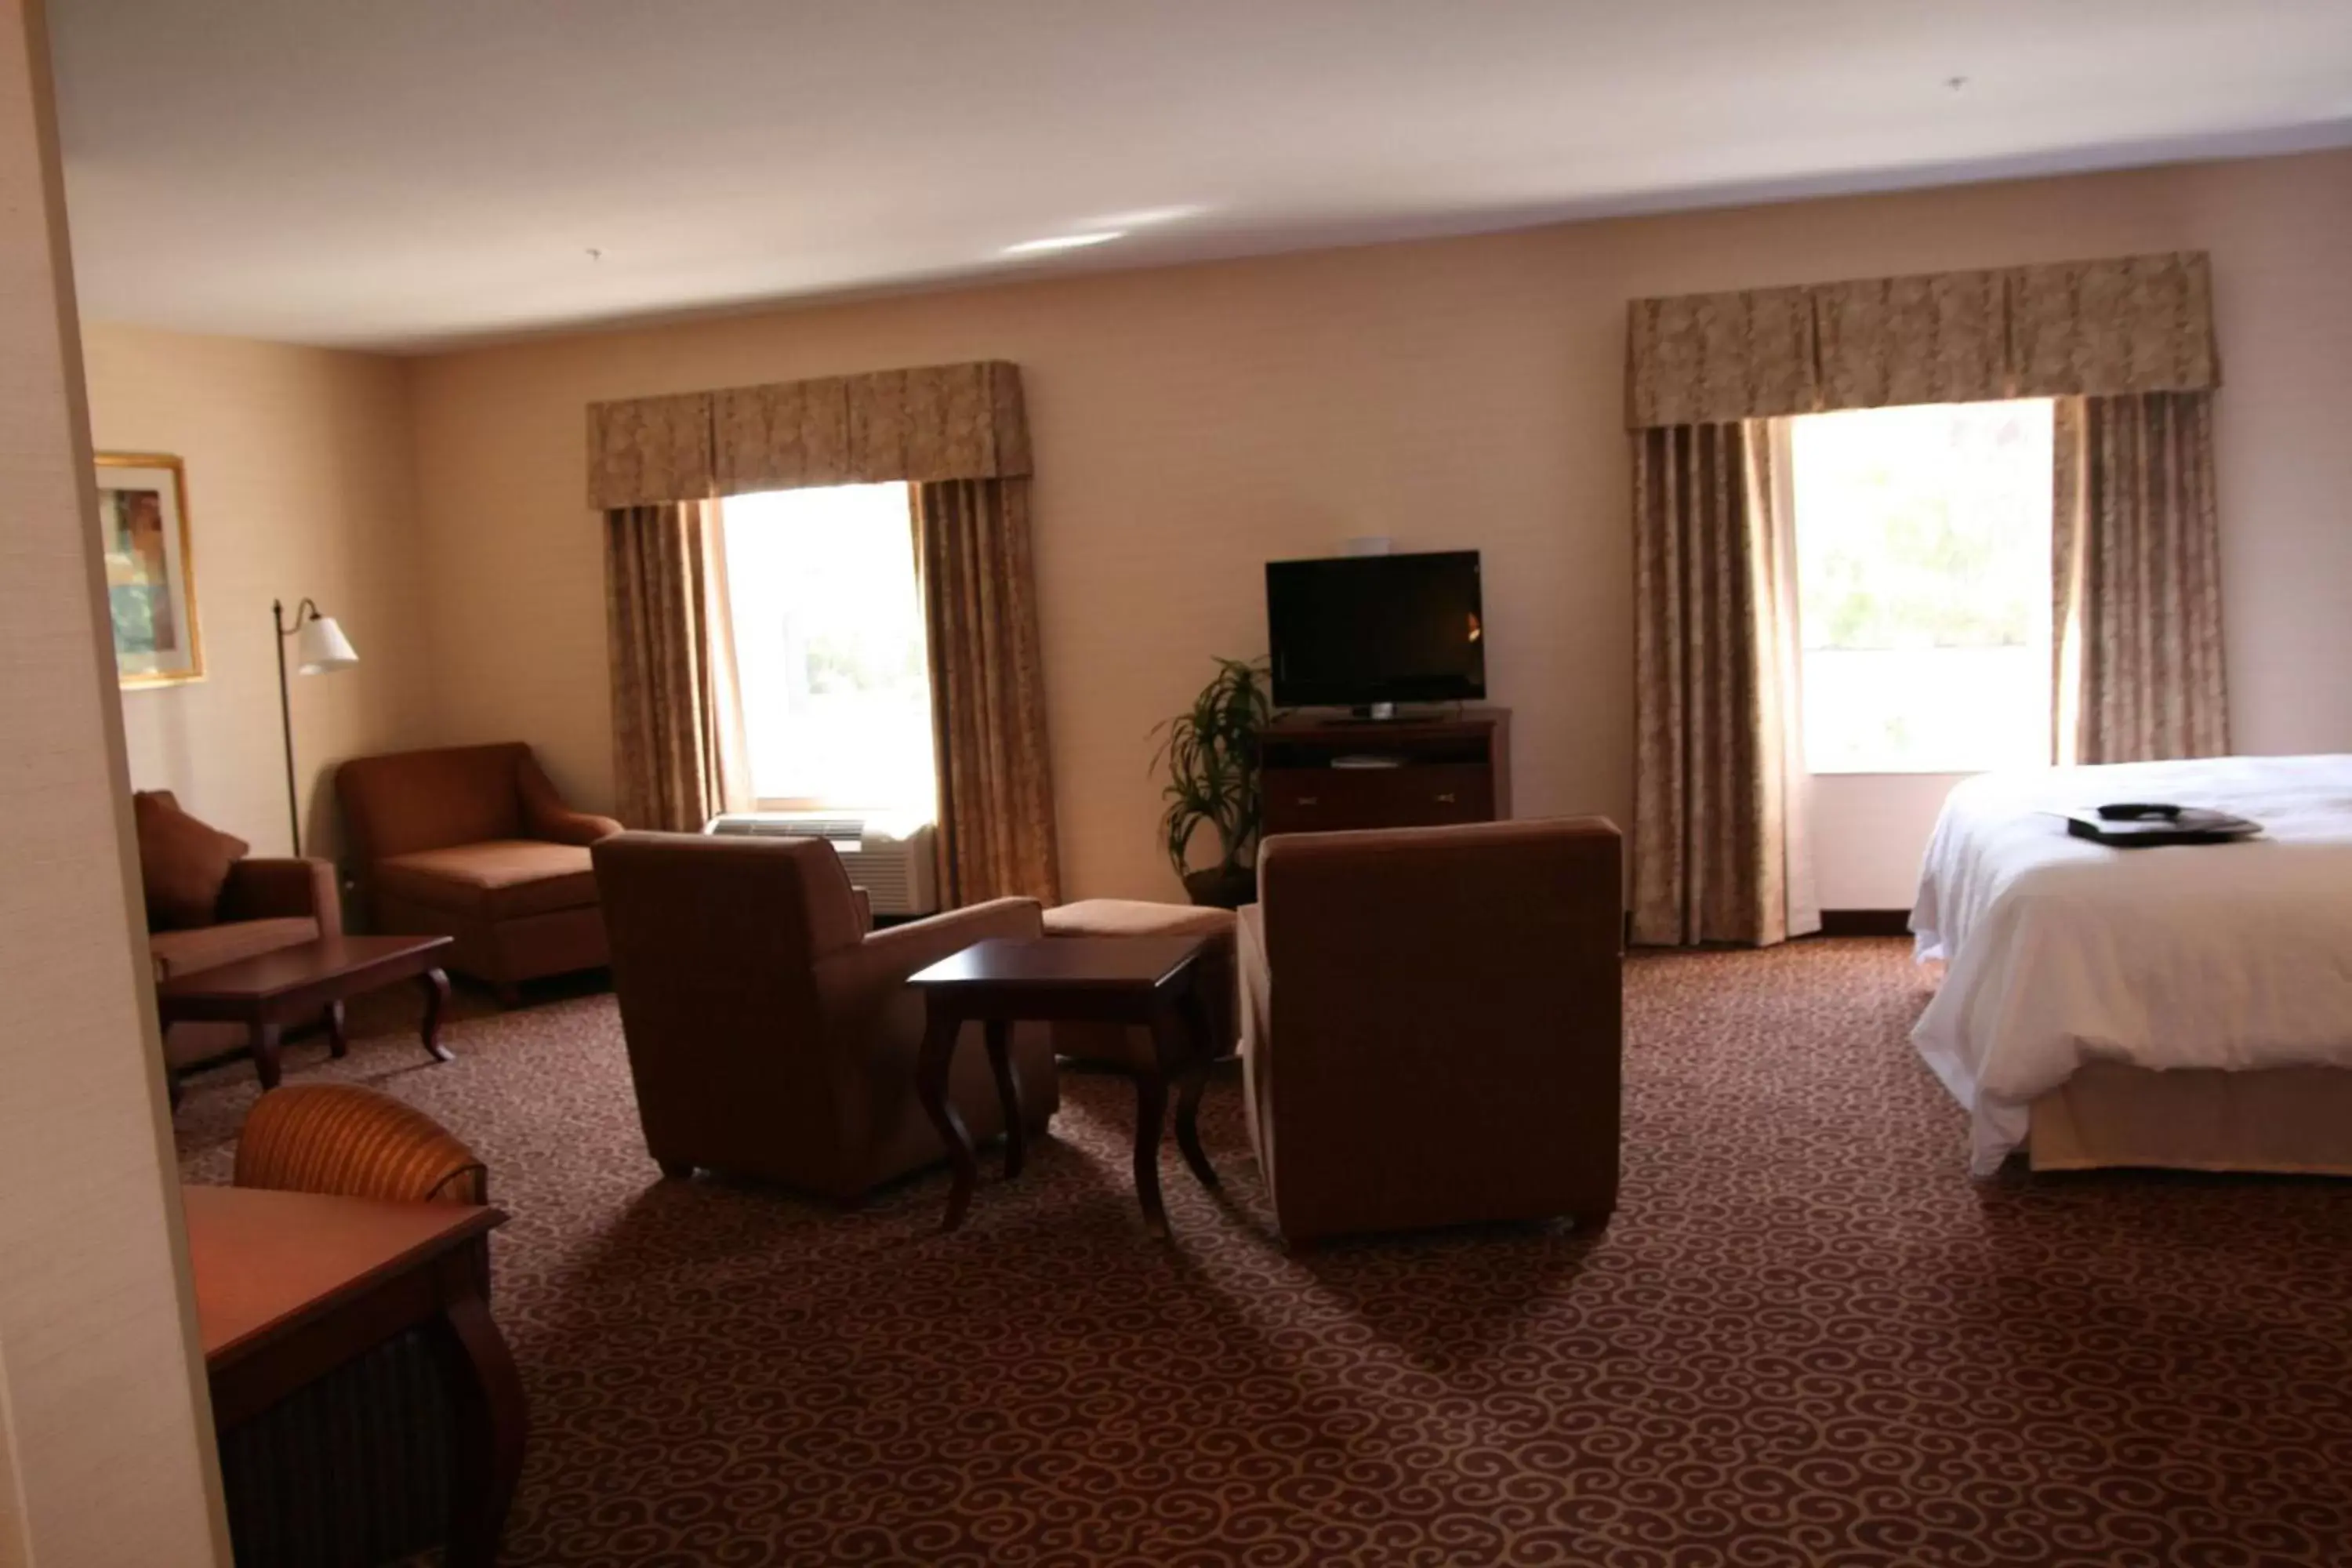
[135,789,341,1074]
[592,831,1058,1203]
[1239,817,1624,1245]
[336,742,622,1002]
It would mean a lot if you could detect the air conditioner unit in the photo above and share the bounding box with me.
[702,811,941,916]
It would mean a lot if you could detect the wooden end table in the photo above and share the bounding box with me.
[157,934,457,1100]
[184,1185,527,1568]
[909,933,1223,1237]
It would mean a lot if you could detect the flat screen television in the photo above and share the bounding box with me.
[1265,550,1485,710]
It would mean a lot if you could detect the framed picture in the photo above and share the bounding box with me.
[96,452,204,687]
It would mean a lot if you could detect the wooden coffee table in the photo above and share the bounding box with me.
[909,933,1222,1237]
[157,934,456,1098]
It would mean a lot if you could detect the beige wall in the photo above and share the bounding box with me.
[82,323,437,860]
[0,2,229,1562]
[408,148,2352,902]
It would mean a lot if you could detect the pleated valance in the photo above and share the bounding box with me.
[1626,252,2216,428]
[587,360,1032,508]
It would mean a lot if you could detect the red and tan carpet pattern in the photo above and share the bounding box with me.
[175,940,2352,1566]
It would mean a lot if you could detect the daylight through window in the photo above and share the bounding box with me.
[1791,399,2055,775]
[720,483,938,815]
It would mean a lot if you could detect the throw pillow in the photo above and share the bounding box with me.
[134,790,250,929]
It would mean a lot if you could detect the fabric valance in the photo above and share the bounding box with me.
[1626,252,2216,428]
[587,360,1032,508]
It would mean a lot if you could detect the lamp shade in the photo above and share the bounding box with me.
[294,615,359,674]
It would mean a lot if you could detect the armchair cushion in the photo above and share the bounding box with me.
[133,789,250,929]
[374,840,600,920]
[236,1083,487,1204]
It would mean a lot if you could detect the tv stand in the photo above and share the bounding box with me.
[1258,708,1511,837]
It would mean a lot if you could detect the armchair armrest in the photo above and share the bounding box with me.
[518,753,623,845]
[833,898,1045,997]
[219,858,343,937]
[815,896,1046,1089]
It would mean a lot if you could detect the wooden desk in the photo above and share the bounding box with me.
[909,935,1221,1237]
[183,1185,526,1567]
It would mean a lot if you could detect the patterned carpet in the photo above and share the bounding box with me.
[173,938,2352,1567]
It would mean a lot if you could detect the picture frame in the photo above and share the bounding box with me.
[95,452,204,687]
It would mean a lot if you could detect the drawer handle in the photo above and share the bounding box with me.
[1296,795,1319,806]
[1435,792,1457,804]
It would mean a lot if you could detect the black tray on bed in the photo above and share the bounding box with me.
[2063,803,2262,847]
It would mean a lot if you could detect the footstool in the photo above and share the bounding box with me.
[1043,899,1239,1065]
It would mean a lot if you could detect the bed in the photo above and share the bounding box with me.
[1909,754,2352,1177]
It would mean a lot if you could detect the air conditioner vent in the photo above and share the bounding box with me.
[702,812,940,916]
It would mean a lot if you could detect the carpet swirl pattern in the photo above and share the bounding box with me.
[174,939,2352,1566]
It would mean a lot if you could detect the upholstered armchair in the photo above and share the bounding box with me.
[592,831,1058,1202]
[234,1083,488,1203]
[1239,818,1624,1245]
[134,789,343,1073]
[336,742,622,1003]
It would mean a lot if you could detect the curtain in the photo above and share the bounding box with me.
[603,500,754,831]
[1630,423,1813,947]
[2052,393,2230,764]
[911,477,1062,906]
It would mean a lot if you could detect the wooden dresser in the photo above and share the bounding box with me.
[1258,708,1512,837]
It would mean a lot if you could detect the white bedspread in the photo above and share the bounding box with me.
[1909,755,2352,1174]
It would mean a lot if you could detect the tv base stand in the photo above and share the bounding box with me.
[1258,708,1511,837]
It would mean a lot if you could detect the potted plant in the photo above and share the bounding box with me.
[1152,656,1274,908]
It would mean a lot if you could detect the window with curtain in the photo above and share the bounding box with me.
[718,482,938,815]
[1791,399,2055,774]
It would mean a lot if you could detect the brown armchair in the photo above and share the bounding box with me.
[336,742,622,1002]
[1240,817,1624,1246]
[136,789,343,1071]
[592,831,1058,1202]
[234,1083,488,1203]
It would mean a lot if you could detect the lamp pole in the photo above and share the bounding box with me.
[274,597,303,855]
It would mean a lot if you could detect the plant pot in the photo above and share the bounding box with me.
[1182,865,1257,909]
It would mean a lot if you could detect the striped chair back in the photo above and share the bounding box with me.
[234,1083,487,1204]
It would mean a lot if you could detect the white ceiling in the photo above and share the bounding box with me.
[49,0,2352,352]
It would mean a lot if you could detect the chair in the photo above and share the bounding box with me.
[221,1084,485,1568]
[234,1083,488,1203]
[1238,818,1623,1245]
[592,831,1059,1202]
[136,789,342,1075]
[336,742,622,1004]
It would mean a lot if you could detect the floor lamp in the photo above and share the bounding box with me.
[274,597,359,854]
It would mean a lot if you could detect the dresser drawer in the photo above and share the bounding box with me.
[1261,765,1494,835]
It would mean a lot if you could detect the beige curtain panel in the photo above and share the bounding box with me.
[603,500,754,832]
[2052,393,2230,764]
[1630,423,1808,947]
[588,361,1031,507]
[913,477,1062,908]
[1627,252,2217,427]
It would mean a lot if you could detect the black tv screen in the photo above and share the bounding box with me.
[1265,550,1486,708]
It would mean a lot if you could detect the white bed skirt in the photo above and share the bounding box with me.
[2030,1065,2352,1176]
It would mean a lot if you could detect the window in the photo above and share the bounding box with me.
[1791,399,2054,774]
[719,482,937,814]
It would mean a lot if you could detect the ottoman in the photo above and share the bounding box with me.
[1043,899,1240,1065]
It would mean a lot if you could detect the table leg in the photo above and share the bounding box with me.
[917,1003,979,1232]
[419,967,455,1064]
[984,1017,1026,1181]
[1172,985,1221,1192]
[1134,1024,1174,1239]
[326,1000,349,1059]
[430,1279,528,1568]
[251,1020,284,1091]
